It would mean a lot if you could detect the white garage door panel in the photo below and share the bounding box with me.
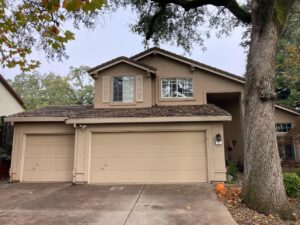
[23,134,74,182]
[91,131,207,183]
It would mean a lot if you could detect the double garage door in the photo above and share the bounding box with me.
[22,131,208,183]
[90,131,208,183]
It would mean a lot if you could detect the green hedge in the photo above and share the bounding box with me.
[283,173,300,197]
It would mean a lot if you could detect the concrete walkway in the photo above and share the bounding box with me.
[0,183,237,225]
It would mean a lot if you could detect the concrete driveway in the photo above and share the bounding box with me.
[0,182,237,225]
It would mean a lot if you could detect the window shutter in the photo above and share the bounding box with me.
[136,75,143,102]
[102,76,110,103]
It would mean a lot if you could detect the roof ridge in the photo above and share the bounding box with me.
[88,55,157,74]
[130,47,245,82]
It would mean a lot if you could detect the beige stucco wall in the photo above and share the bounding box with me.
[0,82,24,116]
[10,123,75,182]
[138,54,245,106]
[94,63,153,108]
[138,54,300,162]
[275,109,298,125]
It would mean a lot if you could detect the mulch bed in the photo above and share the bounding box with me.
[216,186,300,225]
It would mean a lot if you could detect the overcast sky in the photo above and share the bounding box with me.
[0,8,248,80]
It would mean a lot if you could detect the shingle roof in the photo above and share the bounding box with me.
[88,56,157,75]
[131,47,245,83]
[8,104,230,119]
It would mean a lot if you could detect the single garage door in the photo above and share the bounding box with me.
[22,134,74,182]
[91,131,207,183]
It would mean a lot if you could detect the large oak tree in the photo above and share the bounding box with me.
[115,0,297,219]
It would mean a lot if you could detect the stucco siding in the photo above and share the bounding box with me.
[0,82,24,116]
[275,109,298,125]
[94,63,152,108]
[10,121,227,183]
[138,54,245,106]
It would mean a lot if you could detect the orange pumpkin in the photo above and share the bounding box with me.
[215,183,225,193]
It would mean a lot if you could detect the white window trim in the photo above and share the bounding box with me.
[160,77,194,99]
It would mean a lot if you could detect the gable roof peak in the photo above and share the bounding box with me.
[88,56,156,77]
[131,47,245,84]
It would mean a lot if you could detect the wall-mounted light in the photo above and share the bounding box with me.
[215,133,222,145]
[79,124,87,129]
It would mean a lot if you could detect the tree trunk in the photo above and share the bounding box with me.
[242,1,294,220]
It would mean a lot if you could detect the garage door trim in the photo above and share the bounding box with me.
[20,132,75,182]
[87,129,211,183]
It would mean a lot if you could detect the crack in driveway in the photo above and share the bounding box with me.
[123,184,146,225]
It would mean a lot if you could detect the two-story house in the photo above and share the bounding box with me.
[6,48,299,184]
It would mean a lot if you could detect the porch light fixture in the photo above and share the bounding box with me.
[215,133,222,145]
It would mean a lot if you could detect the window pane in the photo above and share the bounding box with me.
[113,76,134,102]
[162,79,170,98]
[170,80,177,97]
[113,77,123,102]
[123,76,134,102]
[275,123,292,132]
[285,144,295,160]
[161,78,193,98]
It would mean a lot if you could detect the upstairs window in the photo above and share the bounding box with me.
[113,76,134,102]
[275,123,292,132]
[161,78,193,98]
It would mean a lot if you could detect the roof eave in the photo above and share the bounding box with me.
[275,105,300,116]
[88,58,156,77]
[5,117,68,123]
[66,115,232,124]
[132,49,245,84]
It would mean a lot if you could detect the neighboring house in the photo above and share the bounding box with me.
[0,74,24,116]
[6,48,300,184]
[0,74,24,177]
[281,117,300,160]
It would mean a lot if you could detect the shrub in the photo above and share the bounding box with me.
[226,161,238,184]
[283,173,300,197]
[295,168,300,178]
[227,162,238,179]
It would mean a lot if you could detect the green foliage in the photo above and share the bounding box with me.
[9,65,93,110]
[227,161,238,184]
[283,173,300,197]
[68,65,94,104]
[0,0,105,71]
[0,117,11,161]
[275,2,300,108]
[295,168,300,178]
[114,0,250,53]
[275,0,291,26]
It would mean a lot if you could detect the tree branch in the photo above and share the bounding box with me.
[145,0,251,40]
[153,0,251,22]
[146,3,167,40]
